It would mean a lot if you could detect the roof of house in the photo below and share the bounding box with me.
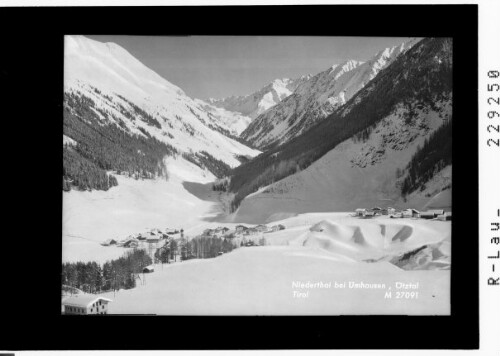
[63,294,112,308]
[143,265,155,271]
[429,209,445,213]
[404,208,420,213]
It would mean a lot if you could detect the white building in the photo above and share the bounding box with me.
[63,295,112,315]
[355,208,366,216]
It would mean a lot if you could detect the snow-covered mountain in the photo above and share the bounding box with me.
[234,97,452,224]
[241,38,421,149]
[206,76,311,120]
[64,35,260,189]
[230,37,452,223]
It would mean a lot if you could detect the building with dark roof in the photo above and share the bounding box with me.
[62,295,112,315]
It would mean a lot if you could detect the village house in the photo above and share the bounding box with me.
[215,226,229,233]
[428,209,445,217]
[146,235,160,243]
[255,224,269,232]
[143,265,155,273]
[212,227,230,237]
[402,209,420,218]
[235,225,248,233]
[387,207,396,215]
[419,211,436,219]
[122,239,139,248]
[100,239,117,246]
[267,224,286,233]
[371,207,382,215]
[363,210,376,218]
[355,208,366,217]
[244,228,259,236]
[63,295,112,315]
[437,212,452,221]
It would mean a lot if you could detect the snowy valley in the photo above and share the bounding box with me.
[62,35,452,316]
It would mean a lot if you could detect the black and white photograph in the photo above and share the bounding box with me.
[61,34,453,315]
[1,1,492,352]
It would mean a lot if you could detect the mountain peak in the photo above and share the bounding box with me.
[206,74,311,119]
[241,39,422,149]
[65,35,186,101]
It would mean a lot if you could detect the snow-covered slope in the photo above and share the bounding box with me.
[206,76,311,120]
[97,212,450,315]
[63,157,221,263]
[64,35,260,169]
[242,38,420,149]
[192,99,252,135]
[229,37,452,223]
[63,35,262,260]
[233,97,452,224]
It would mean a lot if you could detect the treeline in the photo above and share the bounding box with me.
[178,236,236,260]
[61,249,152,293]
[182,151,231,178]
[63,146,118,191]
[116,94,162,129]
[154,238,179,263]
[228,38,453,211]
[212,177,230,192]
[400,118,452,195]
[63,91,178,191]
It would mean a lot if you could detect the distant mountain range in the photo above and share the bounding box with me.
[63,35,452,225]
[229,37,452,222]
[241,38,421,150]
[206,76,311,120]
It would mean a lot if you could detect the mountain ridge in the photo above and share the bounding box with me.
[63,35,260,191]
[206,75,312,120]
[241,38,421,149]
[229,37,452,220]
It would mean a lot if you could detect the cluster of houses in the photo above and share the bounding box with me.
[100,227,181,247]
[199,224,286,239]
[234,223,286,236]
[354,207,452,221]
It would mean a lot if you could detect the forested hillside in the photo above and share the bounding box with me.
[400,117,452,195]
[182,151,231,178]
[63,91,178,191]
[229,38,452,211]
[62,249,152,293]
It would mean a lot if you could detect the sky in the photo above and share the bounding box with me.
[86,35,412,100]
